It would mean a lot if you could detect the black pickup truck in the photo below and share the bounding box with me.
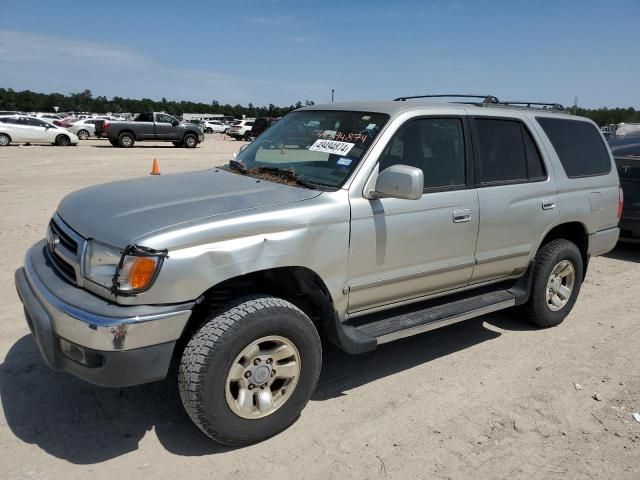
[95,112,205,148]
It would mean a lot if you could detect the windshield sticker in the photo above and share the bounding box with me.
[309,139,356,156]
[337,157,352,166]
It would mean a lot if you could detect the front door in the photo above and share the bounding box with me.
[348,117,479,313]
[154,113,181,140]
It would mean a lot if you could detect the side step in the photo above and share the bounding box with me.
[352,290,515,345]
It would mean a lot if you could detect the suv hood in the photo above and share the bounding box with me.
[57,169,321,248]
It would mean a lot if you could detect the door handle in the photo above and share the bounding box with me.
[453,209,472,223]
[542,200,556,210]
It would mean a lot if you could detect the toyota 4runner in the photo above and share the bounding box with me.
[15,94,621,446]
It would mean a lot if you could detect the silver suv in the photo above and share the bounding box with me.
[15,94,621,446]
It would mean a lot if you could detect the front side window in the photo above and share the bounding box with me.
[379,118,466,189]
[537,117,611,178]
[156,114,175,124]
[233,110,390,188]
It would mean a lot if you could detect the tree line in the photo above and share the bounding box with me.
[1,87,639,125]
[0,88,315,119]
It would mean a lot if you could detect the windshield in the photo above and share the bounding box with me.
[234,110,389,188]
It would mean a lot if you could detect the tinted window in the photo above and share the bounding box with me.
[474,119,527,183]
[379,118,466,189]
[609,134,640,158]
[523,127,546,180]
[537,117,611,177]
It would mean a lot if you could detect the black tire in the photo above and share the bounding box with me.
[523,239,583,327]
[109,139,118,146]
[0,133,10,146]
[117,132,135,148]
[55,134,71,146]
[172,141,183,147]
[183,133,198,148]
[178,296,322,446]
[243,131,252,141]
[77,129,90,140]
[205,128,213,134]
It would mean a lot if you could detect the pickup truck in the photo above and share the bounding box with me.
[95,112,205,148]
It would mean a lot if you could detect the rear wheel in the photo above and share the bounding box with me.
[178,296,322,446]
[55,135,71,146]
[0,133,10,146]
[243,131,252,141]
[109,139,118,146]
[117,132,135,148]
[183,133,197,148]
[77,129,90,140]
[205,128,213,134]
[523,239,583,327]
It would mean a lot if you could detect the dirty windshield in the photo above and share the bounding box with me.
[232,110,390,188]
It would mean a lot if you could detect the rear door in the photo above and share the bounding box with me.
[24,117,51,143]
[470,115,559,283]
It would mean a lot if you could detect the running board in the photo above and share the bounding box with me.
[352,290,515,345]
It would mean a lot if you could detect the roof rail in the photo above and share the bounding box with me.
[393,94,500,103]
[499,101,565,111]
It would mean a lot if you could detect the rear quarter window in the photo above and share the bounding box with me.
[537,117,611,178]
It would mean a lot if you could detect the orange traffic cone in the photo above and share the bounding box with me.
[150,158,161,175]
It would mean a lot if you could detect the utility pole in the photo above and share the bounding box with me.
[331,89,335,103]
[573,96,578,115]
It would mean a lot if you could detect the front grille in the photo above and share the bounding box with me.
[47,215,85,285]
[50,219,78,255]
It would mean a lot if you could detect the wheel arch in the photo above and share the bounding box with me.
[181,266,335,342]
[117,129,136,140]
[537,221,589,278]
[183,130,200,141]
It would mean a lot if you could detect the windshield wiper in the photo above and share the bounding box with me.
[255,167,320,190]
[228,158,247,173]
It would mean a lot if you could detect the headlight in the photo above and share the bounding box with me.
[83,240,121,288]
[84,241,164,293]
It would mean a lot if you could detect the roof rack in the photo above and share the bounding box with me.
[393,94,565,112]
[394,94,499,103]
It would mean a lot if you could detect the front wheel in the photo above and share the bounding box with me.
[0,133,11,146]
[523,239,583,327]
[55,135,71,146]
[178,296,322,446]
[77,129,90,140]
[183,133,198,148]
[205,128,213,134]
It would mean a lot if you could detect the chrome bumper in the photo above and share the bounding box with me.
[14,241,195,386]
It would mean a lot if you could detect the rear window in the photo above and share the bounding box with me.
[537,117,611,178]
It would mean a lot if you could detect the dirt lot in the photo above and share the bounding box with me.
[0,136,639,479]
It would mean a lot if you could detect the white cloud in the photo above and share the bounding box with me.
[0,30,325,105]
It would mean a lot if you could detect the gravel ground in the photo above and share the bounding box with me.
[0,136,639,479]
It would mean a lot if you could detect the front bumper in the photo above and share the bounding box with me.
[14,241,195,387]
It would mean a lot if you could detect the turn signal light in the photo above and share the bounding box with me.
[128,257,158,290]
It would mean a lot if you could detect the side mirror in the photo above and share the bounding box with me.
[172,120,179,126]
[371,164,423,200]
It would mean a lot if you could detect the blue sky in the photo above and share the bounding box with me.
[0,0,638,108]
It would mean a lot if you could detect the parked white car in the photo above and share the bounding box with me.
[35,113,63,122]
[226,119,255,140]
[0,116,79,146]
[202,120,229,134]
[67,119,100,140]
